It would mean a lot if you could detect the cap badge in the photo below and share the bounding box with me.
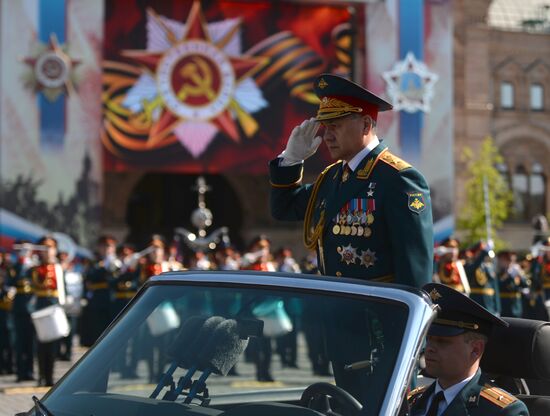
[318,78,328,89]
[429,288,442,301]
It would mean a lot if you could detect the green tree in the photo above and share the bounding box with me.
[457,137,513,249]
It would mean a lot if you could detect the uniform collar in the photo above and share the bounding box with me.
[410,369,483,416]
[344,136,380,172]
[434,372,476,412]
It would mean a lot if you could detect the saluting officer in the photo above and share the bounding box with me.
[408,283,528,416]
[269,73,433,287]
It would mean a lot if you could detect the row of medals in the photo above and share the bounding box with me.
[332,211,374,237]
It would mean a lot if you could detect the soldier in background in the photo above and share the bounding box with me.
[9,241,35,382]
[28,235,64,387]
[528,238,550,320]
[465,242,500,315]
[57,250,84,361]
[434,238,469,294]
[496,250,528,318]
[274,247,301,369]
[138,235,173,383]
[81,235,120,347]
[0,249,15,375]
[241,236,276,382]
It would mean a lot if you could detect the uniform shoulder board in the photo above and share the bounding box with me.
[380,151,411,171]
[407,385,427,402]
[480,385,518,408]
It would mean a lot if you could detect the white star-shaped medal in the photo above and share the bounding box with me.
[359,249,377,268]
[367,190,374,197]
[337,244,358,265]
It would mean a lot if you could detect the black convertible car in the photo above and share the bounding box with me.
[18,271,550,415]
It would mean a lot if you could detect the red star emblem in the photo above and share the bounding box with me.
[122,1,268,147]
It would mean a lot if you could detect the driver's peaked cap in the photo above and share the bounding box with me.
[423,283,508,337]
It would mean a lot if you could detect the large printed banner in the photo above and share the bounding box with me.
[0,0,104,249]
[102,0,357,173]
[367,0,454,240]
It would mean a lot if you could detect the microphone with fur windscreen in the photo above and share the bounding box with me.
[183,319,249,403]
[161,315,225,400]
[150,315,224,399]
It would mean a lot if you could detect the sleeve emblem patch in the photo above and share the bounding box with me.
[408,192,426,213]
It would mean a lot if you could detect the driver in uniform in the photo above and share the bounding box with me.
[408,283,529,416]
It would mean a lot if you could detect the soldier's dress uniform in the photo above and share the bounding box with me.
[497,256,527,318]
[465,248,501,315]
[137,236,174,383]
[0,269,14,375]
[81,255,120,347]
[28,236,65,387]
[270,74,433,287]
[408,370,529,415]
[524,249,549,321]
[437,260,466,293]
[409,283,529,416]
[110,264,140,378]
[9,257,35,381]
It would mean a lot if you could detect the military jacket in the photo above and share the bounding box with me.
[437,260,466,293]
[498,266,527,318]
[270,142,433,288]
[8,260,34,314]
[539,258,550,298]
[28,262,64,310]
[408,370,529,415]
[85,257,120,306]
[465,251,500,314]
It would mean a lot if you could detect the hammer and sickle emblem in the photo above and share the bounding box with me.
[177,56,216,102]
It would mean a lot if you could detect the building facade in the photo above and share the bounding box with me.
[454,0,550,249]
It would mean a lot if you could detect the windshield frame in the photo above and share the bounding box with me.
[44,270,435,416]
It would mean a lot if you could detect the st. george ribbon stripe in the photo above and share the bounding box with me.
[398,0,423,165]
[38,0,66,150]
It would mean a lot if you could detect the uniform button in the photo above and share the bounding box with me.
[336,271,342,277]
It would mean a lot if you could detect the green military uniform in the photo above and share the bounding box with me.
[270,73,433,287]
[270,144,433,287]
[465,249,501,315]
[416,283,529,416]
[408,369,529,415]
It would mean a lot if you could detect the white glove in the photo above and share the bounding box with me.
[280,118,322,165]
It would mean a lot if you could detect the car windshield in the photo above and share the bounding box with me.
[41,275,418,416]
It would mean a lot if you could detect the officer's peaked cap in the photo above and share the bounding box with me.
[423,283,508,337]
[314,73,392,122]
